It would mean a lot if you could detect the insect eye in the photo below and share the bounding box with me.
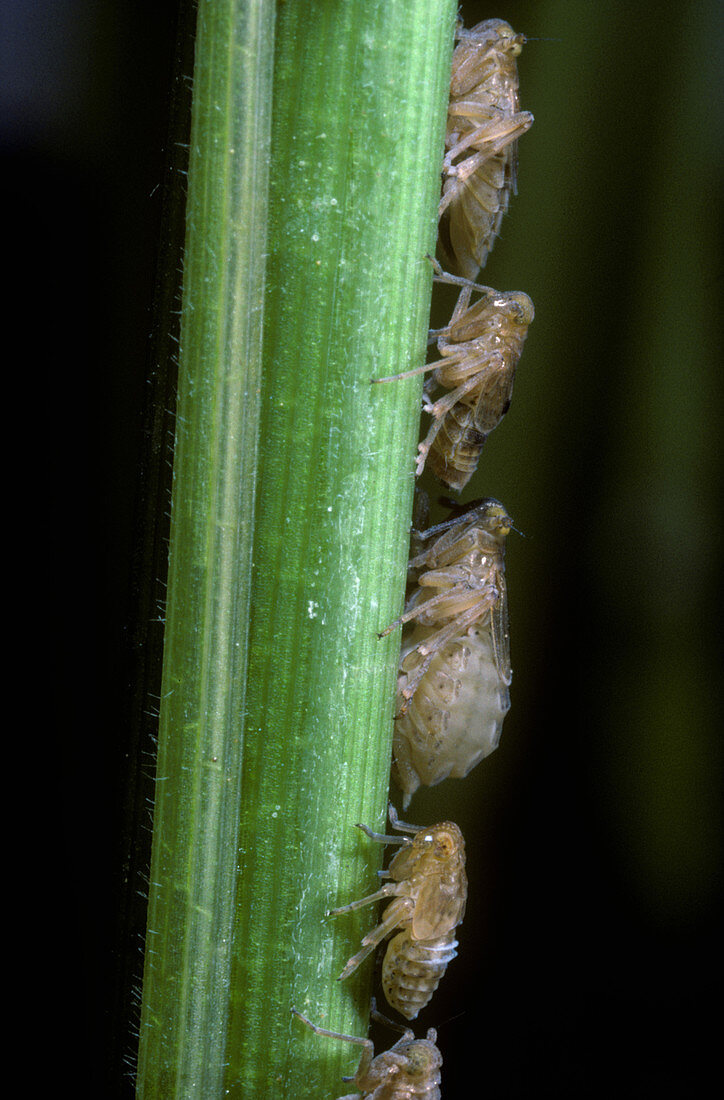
[509,293,535,324]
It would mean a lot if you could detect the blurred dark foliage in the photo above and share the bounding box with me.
[8,0,719,1095]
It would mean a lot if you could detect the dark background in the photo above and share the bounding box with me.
[8,0,720,1095]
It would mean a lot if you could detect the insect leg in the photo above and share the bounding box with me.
[438,112,533,218]
[441,110,534,176]
[371,359,439,384]
[419,379,485,476]
[291,1009,374,1089]
[415,410,453,478]
[423,364,483,416]
[327,881,402,917]
[374,589,459,642]
[387,803,422,835]
[291,1008,370,1047]
[426,255,490,303]
[374,266,476,378]
[336,898,416,980]
[369,998,413,1037]
[355,822,409,847]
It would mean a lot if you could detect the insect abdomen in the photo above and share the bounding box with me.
[438,151,511,280]
[393,622,511,808]
[427,402,486,492]
[382,928,459,1020]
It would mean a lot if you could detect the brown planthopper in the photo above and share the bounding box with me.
[291,1006,442,1099]
[374,268,534,493]
[328,805,467,1020]
[438,18,534,280]
[380,497,514,809]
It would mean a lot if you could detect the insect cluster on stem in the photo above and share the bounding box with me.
[294,16,538,1095]
[374,17,534,809]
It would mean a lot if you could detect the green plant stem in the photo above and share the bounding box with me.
[136,1,456,1096]
[228,3,456,1090]
[136,1,274,1095]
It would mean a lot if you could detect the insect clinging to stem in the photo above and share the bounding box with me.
[438,18,534,280]
[373,266,534,493]
[291,1007,442,1099]
[379,497,515,809]
[328,805,467,1020]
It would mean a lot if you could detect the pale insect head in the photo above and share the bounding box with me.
[457,289,534,335]
[391,822,463,875]
[451,496,514,539]
[462,19,526,57]
[428,823,464,864]
[404,1034,443,1078]
[499,290,535,327]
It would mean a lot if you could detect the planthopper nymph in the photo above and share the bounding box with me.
[328,805,467,1020]
[380,498,514,809]
[438,19,534,280]
[291,1007,442,1099]
[374,275,534,493]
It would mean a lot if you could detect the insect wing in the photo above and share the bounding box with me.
[507,133,520,197]
[471,357,514,435]
[490,572,512,684]
[411,875,467,940]
[449,34,486,98]
[387,841,422,883]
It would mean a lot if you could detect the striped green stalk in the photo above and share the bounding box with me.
[136,1,456,1096]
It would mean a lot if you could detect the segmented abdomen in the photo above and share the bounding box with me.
[438,150,511,280]
[426,401,486,492]
[382,928,459,1020]
[393,621,511,808]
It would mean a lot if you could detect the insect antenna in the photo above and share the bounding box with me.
[437,495,526,536]
[408,496,488,543]
[429,1008,467,1033]
[410,508,468,542]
